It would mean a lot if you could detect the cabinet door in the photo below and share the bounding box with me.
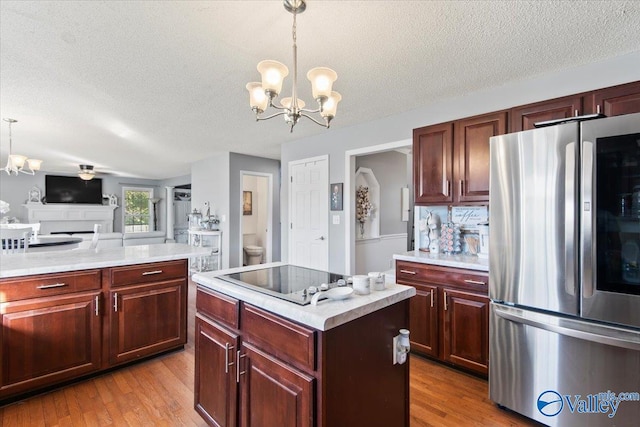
[413,123,454,204]
[109,279,187,366]
[585,81,640,116]
[0,291,102,399]
[239,342,314,427]
[409,285,438,358]
[510,95,583,131]
[454,111,507,203]
[442,289,489,376]
[195,315,239,427]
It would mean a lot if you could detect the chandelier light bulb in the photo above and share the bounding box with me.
[246,0,340,131]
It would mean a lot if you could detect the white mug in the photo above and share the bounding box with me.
[368,272,386,291]
[352,275,370,295]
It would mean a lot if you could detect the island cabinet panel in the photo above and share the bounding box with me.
[110,260,186,287]
[195,314,239,427]
[442,289,489,376]
[107,278,187,366]
[195,285,411,427]
[241,304,315,373]
[0,269,101,302]
[396,260,489,376]
[239,342,314,427]
[0,290,102,399]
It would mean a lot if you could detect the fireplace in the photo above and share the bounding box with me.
[24,204,117,234]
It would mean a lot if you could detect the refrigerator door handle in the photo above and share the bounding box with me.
[494,305,640,351]
[581,139,594,298]
[564,141,576,297]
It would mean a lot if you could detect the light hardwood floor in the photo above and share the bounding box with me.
[1,280,539,426]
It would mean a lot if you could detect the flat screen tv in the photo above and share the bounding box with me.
[45,175,103,204]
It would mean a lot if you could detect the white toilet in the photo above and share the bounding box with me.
[243,234,264,265]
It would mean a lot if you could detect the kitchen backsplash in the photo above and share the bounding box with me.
[415,205,488,255]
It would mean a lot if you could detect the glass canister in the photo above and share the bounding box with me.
[440,221,461,254]
[188,209,202,230]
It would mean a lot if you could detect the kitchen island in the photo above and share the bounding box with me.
[0,243,209,402]
[192,263,416,427]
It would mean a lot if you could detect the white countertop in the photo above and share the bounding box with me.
[0,243,210,278]
[193,262,416,331]
[393,250,489,272]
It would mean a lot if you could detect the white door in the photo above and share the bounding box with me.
[289,156,329,270]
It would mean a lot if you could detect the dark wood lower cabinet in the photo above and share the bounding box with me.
[108,279,187,366]
[195,286,410,427]
[240,342,314,427]
[442,289,489,375]
[0,259,189,403]
[397,260,489,377]
[0,291,102,398]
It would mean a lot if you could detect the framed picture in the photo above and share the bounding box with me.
[330,183,343,211]
[243,191,252,215]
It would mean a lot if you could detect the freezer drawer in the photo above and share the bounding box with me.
[490,303,640,426]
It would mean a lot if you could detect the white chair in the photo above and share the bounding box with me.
[1,229,32,254]
[89,224,102,249]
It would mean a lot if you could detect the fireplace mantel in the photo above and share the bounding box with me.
[23,204,117,234]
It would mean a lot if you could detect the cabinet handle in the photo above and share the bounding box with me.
[443,180,450,197]
[236,350,247,383]
[142,270,163,276]
[430,290,434,308]
[399,269,416,275]
[95,295,100,316]
[224,343,235,374]
[443,291,448,311]
[113,293,118,312]
[464,279,486,286]
[459,180,464,196]
[36,283,68,290]
[574,109,579,117]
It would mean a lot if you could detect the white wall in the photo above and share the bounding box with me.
[280,52,640,274]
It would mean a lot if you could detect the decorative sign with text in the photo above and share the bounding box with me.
[451,206,488,225]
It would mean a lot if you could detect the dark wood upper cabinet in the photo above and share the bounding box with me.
[454,111,507,203]
[585,81,640,117]
[510,94,583,132]
[413,123,453,204]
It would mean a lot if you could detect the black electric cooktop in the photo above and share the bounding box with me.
[216,265,349,305]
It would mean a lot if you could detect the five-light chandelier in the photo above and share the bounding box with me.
[246,0,341,132]
[2,118,42,175]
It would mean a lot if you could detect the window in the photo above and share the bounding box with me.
[122,187,153,233]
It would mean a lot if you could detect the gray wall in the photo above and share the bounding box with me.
[229,153,281,268]
[280,52,640,274]
[356,151,409,235]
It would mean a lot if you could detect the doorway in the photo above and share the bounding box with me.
[239,171,273,266]
[345,139,412,274]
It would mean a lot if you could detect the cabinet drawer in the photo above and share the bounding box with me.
[241,304,316,372]
[109,260,187,287]
[396,261,488,293]
[0,270,101,302]
[196,286,240,330]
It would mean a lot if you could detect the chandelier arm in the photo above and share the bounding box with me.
[256,111,289,121]
[298,107,321,114]
[299,113,329,128]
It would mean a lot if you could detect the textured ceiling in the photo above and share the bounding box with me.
[1,0,639,179]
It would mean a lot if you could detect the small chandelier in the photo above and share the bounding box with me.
[246,0,342,132]
[2,118,42,175]
[78,164,96,180]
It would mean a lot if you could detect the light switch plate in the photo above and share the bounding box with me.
[332,215,340,225]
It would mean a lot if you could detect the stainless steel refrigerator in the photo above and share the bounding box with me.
[489,112,640,426]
